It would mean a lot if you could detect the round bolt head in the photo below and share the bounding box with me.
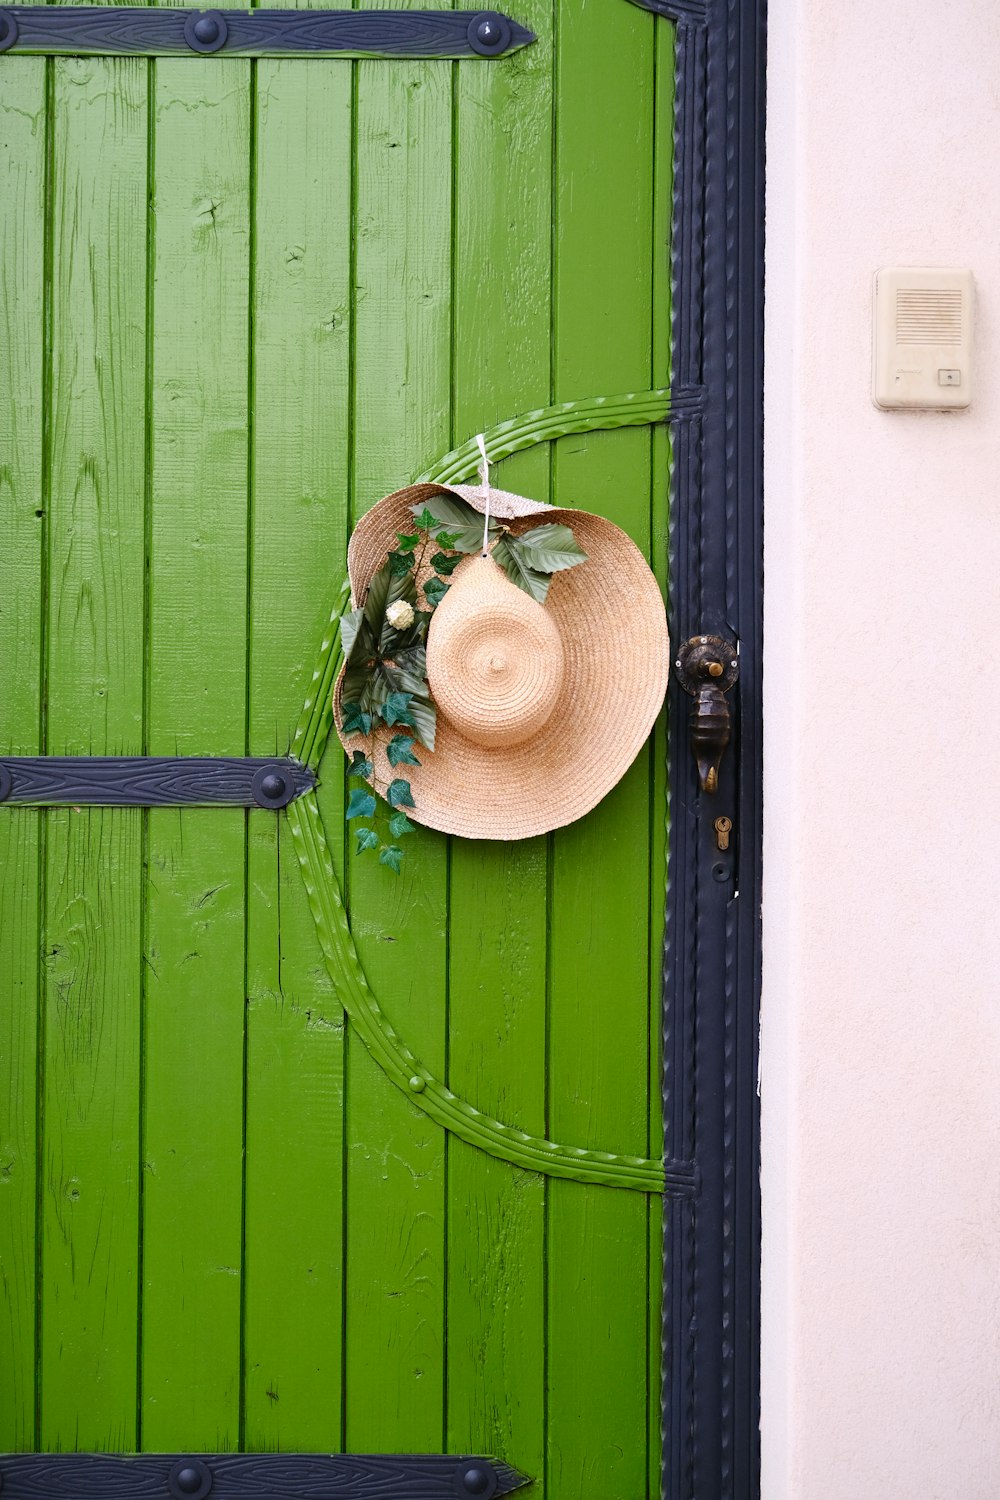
[0,9,19,51]
[168,1459,212,1500]
[466,10,511,54]
[193,14,218,40]
[252,764,295,809]
[454,1461,497,1499]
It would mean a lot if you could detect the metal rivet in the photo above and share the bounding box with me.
[466,10,511,55]
[183,9,228,52]
[168,1459,212,1500]
[252,764,294,810]
[408,1075,425,1093]
[454,1461,497,1499]
[0,8,18,51]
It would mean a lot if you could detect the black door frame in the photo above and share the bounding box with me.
[655,0,765,1496]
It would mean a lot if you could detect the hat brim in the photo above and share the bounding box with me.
[334,483,669,841]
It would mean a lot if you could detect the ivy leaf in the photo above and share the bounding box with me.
[341,701,373,737]
[379,845,404,874]
[346,787,377,820]
[491,535,551,603]
[424,576,450,609]
[431,551,463,576]
[389,811,417,838]
[387,734,421,768]
[387,778,416,809]
[381,692,416,728]
[412,506,439,532]
[395,531,420,552]
[514,522,589,574]
[349,750,373,779]
[354,827,380,854]
[387,549,416,577]
[433,529,460,550]
[410,493,495,553]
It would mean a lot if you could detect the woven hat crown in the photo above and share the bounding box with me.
[426,556,564,749]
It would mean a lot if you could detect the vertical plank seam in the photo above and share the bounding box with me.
[33,50,57,1449]
[136,47,158,1451]
[238,50,260,1457]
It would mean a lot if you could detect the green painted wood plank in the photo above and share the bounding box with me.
[648,24,674,1492]
[141,55,251,1450]
[0,60,47,1453]
[39,53,148,1451]
[242,40,353,1450]
[344,31,452,1451]
[445,0,554,1484]
[546,0,659,1494]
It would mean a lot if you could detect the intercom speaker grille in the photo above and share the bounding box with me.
[895,288,963,345]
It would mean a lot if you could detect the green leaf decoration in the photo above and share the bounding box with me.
[406,694,437,753]
[379,845,404,874]
[361,564,392,638]
[339,606,368,664]
[410,493,494,553]
[431,551,463,576]
[387,778,416,809]
[490,535,551,603]
[389,811,417,838]
[341,701,373,736]
[387,549,415,577]
[354,827,380,854]
[377,570,419,655]
[514,522,589,573]
[412,506,439,531]
[390,642,427,678]
[381,692,416,728]
[349,750,373,779]
[386,734,420,768]
[424,576,450,609]
[433,529,460,550]
[395,531,420,552]
[346,787,377,821]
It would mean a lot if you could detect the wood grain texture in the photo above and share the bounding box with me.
[2,7,535,59]
[546,0,660,1494]
[344,13,452,1448]
[142,51,251,1449]
[243,7,353,1447]
[39,50,147,1451]
[446,0,553,1482]
[0,57,46,1453]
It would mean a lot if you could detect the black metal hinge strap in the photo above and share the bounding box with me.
[0,7,534,59]
[0,1453,529,1499]
[0,757,315,810]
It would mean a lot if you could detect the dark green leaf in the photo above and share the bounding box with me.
[341,701,373,736]
[354,827,380,854]
[514,522,589,573]
[349,750,373,779]
[491,535,551,603]
[381,692,416,728]
[410,493,495,553]
[407,694,437,752]
[387,778,416,809]
[412,507,439,532]
[423,576,450,609]
[361,564,392,638]
[389,811,416,838]
[339,606,368,664]
[395,531,420,552]
[378,570,419,655]
[390,642,427,678]
[386,734,421,768]
[346,787,377,821]
[433,529,460,550]
[387,549,415,577]
[431,551,463,576]
[379,845,404,874]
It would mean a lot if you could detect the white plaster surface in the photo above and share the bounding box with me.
[761,3,1000,1496]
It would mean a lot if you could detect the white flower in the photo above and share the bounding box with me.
[386,599,414,631]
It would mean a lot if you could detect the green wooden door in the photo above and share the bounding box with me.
[1,4,674,1495]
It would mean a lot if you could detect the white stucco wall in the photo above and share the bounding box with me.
[761,3,1000,1497]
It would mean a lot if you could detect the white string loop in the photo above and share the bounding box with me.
[475,432,491,557]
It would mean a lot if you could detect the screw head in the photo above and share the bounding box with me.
[168,1459,212,1500]
[193,14,218,41]
[183,9,228,52]
[252,764,295,809]
[261,773,285,800]
[466,10,511,54]
[454,1462,497,1499]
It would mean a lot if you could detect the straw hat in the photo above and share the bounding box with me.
[334,482,669,841]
